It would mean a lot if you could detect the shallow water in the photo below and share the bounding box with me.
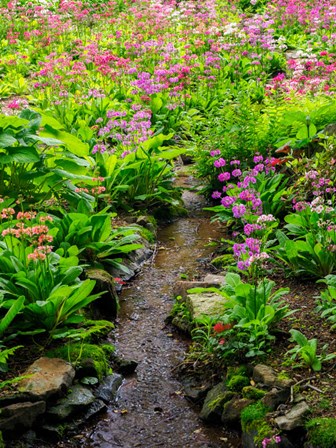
[81,187,242,448]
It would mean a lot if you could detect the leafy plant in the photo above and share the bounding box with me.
[286,329,336,371]
[316,275,336,329]
[188,273,293,359]
[274,228,336,278]
[52,211,143,271]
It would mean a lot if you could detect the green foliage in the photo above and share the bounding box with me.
[286,329,336,371]
[0,345,23,373]
[52,211,143,271]
[305,418,336,448]
[47,342,113,380]
[214,273,293,358]
[316,275,336,329]
[274,227,336,278]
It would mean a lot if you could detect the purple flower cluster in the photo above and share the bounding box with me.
[95,106,153,154]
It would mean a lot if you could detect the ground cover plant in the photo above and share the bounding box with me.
[0,0,335,445]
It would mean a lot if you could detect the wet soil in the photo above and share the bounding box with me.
[78,182,241,448]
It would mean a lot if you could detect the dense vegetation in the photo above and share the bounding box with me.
[0,0,335,445]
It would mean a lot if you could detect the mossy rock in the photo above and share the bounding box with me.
[226,374,250,392]
[305,418,336,448]
[222,397,254,425]
[200,382,236,422]
[211,254,235,268]
[242,386,267,401]
[241,401,270,433]
[242,419,275,448]
[226,365,251,381]
[47,343,114,381]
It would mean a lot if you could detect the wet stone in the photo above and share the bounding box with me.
[94,373,123,404]
[0,401,46,432]
[47,385,95,422]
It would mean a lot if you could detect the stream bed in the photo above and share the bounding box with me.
[79,185,242,448]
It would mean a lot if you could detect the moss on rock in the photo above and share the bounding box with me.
[241,401,269,432]
[305,417,336,448]
[242,386,267,401]
[47,343,114,381]
[226,375,250,392]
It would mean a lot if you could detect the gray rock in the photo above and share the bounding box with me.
[111,355,138,375]
[186,292,227,320]
[47,385,95,421]
[261,387,290,411]
[94,373,123,403]
[18,358,75,401]
[203,274,226,285]
[253,364,277,387]
[83,399,107,420]
[182,377,211,403]
[221,397,253,425]
[173,281,217,300]
[200,383,234,422]
[0,401,46,431]
[275,401,310,431]
[86,268,119,317]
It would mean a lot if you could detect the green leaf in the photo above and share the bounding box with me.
[40,114,64,130]
[0,115,28,129]
[0,296,25,336]
[308,123,317,138]
[0,134,17,147]
[296,125,309,140]
[289,329,308,347]
[3,147,40,164]
[40,126,89,156]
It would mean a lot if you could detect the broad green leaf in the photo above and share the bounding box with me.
[0,115,28,129]
[40,126,89,156]
[0,296,25,336]
[0,134,17,147]
[296,125,309,140]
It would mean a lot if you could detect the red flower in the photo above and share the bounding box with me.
[213,322,232,333]
[219,338,226,345]
[114,277,126,285]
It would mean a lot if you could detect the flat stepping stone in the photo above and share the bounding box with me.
[186,292,227,320]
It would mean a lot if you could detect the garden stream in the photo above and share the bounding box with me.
[77,175,242,448]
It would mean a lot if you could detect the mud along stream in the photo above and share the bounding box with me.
[75,184,241,448]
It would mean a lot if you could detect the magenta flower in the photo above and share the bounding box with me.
[218,172,231,182]
[232,204,246,218]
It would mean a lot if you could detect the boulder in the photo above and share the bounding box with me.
[47,385,95,422]
[18,358,75,401]
[173,274,226,300]
[203,274,226,284]
[221,397,253,425]
[0,401,45,432]
[186,292,227,320]
[275,401,310,431]
[200,382,234,422]
[253,364,277,387]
